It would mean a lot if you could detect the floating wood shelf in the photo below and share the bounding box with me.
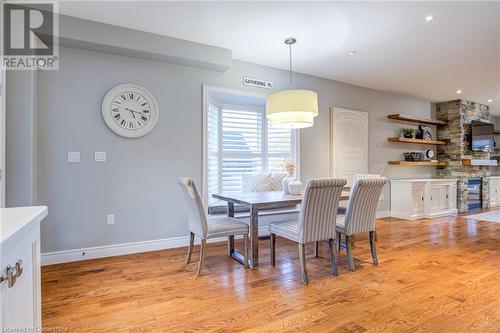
[387,114,447,126]
[388,160,448,166]
[494,130,500,135]
[387,137,446,145]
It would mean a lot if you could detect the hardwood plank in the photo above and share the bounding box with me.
[42,212,500,332]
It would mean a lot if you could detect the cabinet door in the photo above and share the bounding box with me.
[430,186,441,212]
[411,185,425,215]
[439,186,449,210]
[0,223,41,330]
[491,179,499,207]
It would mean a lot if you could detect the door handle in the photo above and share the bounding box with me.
[15,260,23,278]
[1,260,24,288]
[6,265,17,288]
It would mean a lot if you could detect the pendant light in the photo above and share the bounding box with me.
[266,37,318,129]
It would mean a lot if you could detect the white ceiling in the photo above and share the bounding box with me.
[59,1,500,114]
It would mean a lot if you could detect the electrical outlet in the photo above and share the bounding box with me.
[95,152,106,162]
[67,152,80,163]
[107,214,115,225]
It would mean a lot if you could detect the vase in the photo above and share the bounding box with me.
[288,180,304,195]
[282,172,295,194]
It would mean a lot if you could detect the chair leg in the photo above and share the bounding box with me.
[196,239,207,277]
[370,231,378,265]
[186,232,195,264]
[298,243,308,284]
[270,233,276,267]
[328,239,338,276]
[345,235,355,272]
[243,233,249,268]
[337,232,342,252]
[313,241,319,258]
[227,235,234,256]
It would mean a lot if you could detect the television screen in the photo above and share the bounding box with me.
[471,121,495,152]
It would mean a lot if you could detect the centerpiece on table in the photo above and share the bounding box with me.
[282,159,303,195]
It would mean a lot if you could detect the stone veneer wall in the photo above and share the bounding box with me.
[436,100,491,213]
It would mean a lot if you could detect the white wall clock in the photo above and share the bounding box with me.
[102,84,159,138]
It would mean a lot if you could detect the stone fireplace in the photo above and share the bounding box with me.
[436,100,491,213]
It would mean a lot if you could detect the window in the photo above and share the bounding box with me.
[205,91,297,209]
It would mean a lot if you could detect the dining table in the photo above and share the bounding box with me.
[212,190,350,269]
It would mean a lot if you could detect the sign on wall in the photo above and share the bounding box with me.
[242,77,274,90]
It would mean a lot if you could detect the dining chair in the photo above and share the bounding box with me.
[268,178,347,284]
[177,178,249,276]
[337,174,381,215]
[336,177,388,272]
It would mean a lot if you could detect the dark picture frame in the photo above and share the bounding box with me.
[419,125,432,140]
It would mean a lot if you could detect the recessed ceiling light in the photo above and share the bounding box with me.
[425,15,434,22]
[488,99,493,103]
[456,90,462,94]
[348,51,357,56]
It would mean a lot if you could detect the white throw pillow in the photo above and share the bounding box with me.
[269,172,287,191]
[242,173,273,192]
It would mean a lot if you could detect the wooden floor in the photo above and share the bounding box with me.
[42,213,500,332]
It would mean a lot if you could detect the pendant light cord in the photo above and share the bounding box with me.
[289,42,293,89]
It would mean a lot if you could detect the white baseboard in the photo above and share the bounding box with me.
[376,210,391,219]
[42,225,270,266]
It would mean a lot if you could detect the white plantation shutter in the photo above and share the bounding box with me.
[207,103,219,206]
[222,108,263,192]
[207,102,296,208]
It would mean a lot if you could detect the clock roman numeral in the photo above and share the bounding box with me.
[121,119,126,126]
[114,114,121,120]
[121,94,127,101]
[112,107,119,112]
[129,93,134,100]
[141,102,147,107]
[128,121,134,129]
[141,116,148,122]
[143,109,149,113]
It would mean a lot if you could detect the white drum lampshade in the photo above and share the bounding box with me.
[266,89,318,129]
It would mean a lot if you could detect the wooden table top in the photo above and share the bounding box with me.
[212,190,350,207]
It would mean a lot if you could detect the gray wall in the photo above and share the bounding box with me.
[29,46,435,253]
[6,70,38,207]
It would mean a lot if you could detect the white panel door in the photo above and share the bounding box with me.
[330,107,368,185]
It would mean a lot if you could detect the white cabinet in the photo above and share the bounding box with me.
[490,177,500,207]
[391,179,457,220]
[0,206,47,331]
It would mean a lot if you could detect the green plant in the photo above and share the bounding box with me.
[400,127,416,137]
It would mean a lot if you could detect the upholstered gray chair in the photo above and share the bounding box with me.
[337,174,381,215]
[177,178,249,276]
[336,177,388,272]
[268,178,347,284]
